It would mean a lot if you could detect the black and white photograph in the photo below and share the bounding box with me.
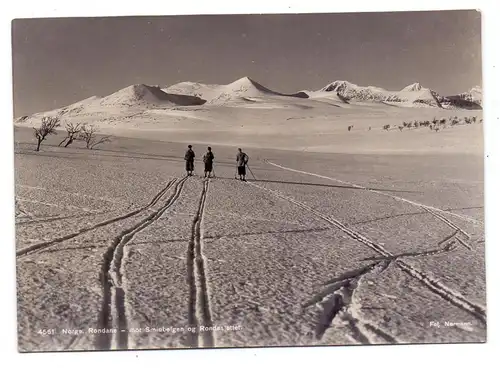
[11,9,487,353]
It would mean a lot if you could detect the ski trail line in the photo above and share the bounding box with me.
[95,176,188,350]
[16,209,116,226]
[17,184,127,205]
[422,206,472,241]
[247,182,486,326]
[264,160,482,225]
[344,261,398,344]
[187,179,214,348]
[16,179,177,257]
[15,197,98,213]
[305,259,398,344]
[361,231,459,262]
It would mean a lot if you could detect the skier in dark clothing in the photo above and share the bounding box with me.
[203,147,215,178]
[236,148,249,181]
[184,145,195,176]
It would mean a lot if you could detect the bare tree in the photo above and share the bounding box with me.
[33,116,61,151]
[58,123,82,147]
[79,124,111,149]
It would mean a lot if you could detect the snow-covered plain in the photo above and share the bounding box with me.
[14,78,485,351]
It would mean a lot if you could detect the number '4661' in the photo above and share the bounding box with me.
[38,329,56,335]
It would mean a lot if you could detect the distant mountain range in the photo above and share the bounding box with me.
[167,78,482,109]
[304,81,482,109]
[14,77,482,122]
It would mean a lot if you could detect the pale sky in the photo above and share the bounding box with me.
[12,10,481,117]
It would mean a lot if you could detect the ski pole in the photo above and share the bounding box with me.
[246,164,256,180]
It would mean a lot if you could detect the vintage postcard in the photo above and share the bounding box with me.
[12,10,485,352]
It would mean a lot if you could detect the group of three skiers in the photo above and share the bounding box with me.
[184,145,249,181]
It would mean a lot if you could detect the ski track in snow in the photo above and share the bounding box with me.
[16,209,117,226]
[17,184,127,205]
[16,179,177,257]
[421,206,473,241]
[246,180,487,337]
[303,259,398,344]
[264,160,483,226]
[186,179,214,348]
[96,176,188,350]
[361,231,460,262]
[16,197,99,213]
[15,154,484,349]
